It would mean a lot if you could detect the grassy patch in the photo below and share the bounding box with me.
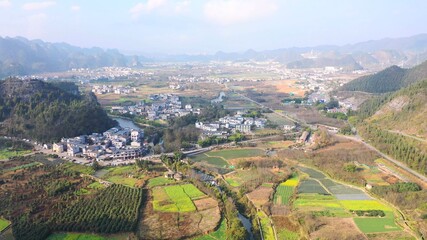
[226,178,241,187]
[107,176,138,187]
[63,163,94,175]
[148,177,175,188]
[277,229,299,240]
[0,218,11,232]
[87,181,106,190]
[353,217,401,233]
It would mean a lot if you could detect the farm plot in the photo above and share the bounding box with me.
[274,174,299,205]
[247,186,273,208]
[190,154,229,168]
[353,217,401,233]
[102,165,144,188]
[0,218,10,232]
[193,218,226,240]
[298,167,327,179]
[339,200,392,212]
[294,194,349,217]
[257,211,275,240]
[153,184,206,212]
[319,179,371,200]
[207,148,264,160]
[147,176,175,188]
[297,179,329,195]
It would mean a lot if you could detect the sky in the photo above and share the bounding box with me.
[0,0,426,54]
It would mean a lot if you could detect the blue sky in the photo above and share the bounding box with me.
[0,0,426,54]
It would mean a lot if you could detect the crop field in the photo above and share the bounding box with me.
[153,184,206,212]
[247,186,274,208]
[102,165,143,188]
[257,211,275,240]
[0,149,32,160]
[1,162,40,173]
[261,140,295,149]
[193,218,227,240]
[207,148,264,160]
[107,175,138,187]
[225,178,241,187]
[277,229,300,240]
[297,179,329,194]
[190,154,229,168]
[0,218,10,232]
[298,167,327,179]
[264,113,294,126]
[294,194,350,217]
[274,174,299,205]
[353,217,401,233]
[339,200,392,211]
[147,176,175,188]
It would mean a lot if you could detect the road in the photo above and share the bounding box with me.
[336,134,427,184]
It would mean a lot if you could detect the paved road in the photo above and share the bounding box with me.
[336,134,427,184]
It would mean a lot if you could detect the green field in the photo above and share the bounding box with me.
[87,181,105,190]
[102,165,142,187]
[0,218,10,232]
[147,176,175,188]
[2,162,40,173]
[0,149,32,160]
[153,184,205,212]
[277,229,299,240]
[190,154,229,168]
[294,194,349,217]
[274,185,294,205]
[354,217,401,233]
[193,218,226,240]
[207,148,264,160]
[257,211,275,240]
[339,200,392,211]
[226,178,241,187]
[107,176,138,187]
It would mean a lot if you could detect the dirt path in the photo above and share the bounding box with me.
[387,130,427,143]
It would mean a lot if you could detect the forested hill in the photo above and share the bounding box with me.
[0,36,141,78]
[0,78,116,142]
[341,60,427,93]
[354,80,427,175]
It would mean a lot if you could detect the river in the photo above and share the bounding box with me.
[112,117,142,130]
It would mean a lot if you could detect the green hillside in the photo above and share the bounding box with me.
[354,80,427,175]
[0,78,116,142]
[341,60,427,93]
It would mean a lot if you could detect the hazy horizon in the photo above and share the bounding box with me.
[1,0,426,54]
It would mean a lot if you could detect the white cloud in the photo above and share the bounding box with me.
[130,0,167,18]
[23,1,56,11]
[0,0,11,8]
[175,0,190,13]
[71,5,80,12]
[204,0,278,26]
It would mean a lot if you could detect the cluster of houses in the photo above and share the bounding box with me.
[195,113,267,138]
[110,94,200,121]
[92,85,137,95]
[52,126,145,161]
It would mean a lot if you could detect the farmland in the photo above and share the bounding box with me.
[297,179,329,194]
[153,184,206,212]
[206,148,264,160]
[147,176,175,188]
[353,217,401,233]
[190,154,229,168]
[139,183,220,239]
[274,174,299,205]
[46,232,131,240]
[257,211,275,240]
[101,165,145,188]
[0,217,10,232]
[192,219,227,240]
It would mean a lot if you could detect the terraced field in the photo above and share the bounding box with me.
[297,179,329,195]
[257,211,275,240]
[0,218,10,232]
[207,148,264,160]
[190,154,229,168]
[193,219,227,240]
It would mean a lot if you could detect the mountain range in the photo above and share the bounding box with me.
[2,34,427,77]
